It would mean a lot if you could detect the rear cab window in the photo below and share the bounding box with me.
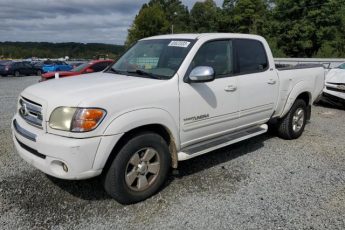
[234,39,269,75]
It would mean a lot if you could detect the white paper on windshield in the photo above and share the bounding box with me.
[168,41,191,48]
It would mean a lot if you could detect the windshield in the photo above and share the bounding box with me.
[337,63,345,69]
[71,62,89,72]
[110,39,195,79]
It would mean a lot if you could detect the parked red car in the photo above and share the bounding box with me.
[40,59,113,81]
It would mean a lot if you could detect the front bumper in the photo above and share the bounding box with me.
[12,115,120,180]
[323,87,345,104]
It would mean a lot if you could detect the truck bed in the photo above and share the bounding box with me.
[276,63,324,71]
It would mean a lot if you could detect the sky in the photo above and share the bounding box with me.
[0,0,223,45]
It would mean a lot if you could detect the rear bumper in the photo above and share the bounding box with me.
[12,116,121,180]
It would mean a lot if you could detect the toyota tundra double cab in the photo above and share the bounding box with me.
[12,33,325,204]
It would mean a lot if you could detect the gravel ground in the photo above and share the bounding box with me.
[0,76,344,230]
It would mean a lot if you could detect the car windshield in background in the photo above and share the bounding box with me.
[71,62,89,72]
[337,63,345,69]
[110,39,195,79]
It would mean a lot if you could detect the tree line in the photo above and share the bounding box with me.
[0,42,124,59]
[126,0,345,58]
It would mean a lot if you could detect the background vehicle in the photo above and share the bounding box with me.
[40,60,113,81]
[322,68,345,107]
[71,62,84,69]
[337,63,345,69]
[0,61,42,77]
[42,61,72,73]
[12,33,324,204]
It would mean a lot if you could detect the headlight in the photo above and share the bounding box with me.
[49,107,106,132]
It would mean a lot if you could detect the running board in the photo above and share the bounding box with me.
[178,124,268,161]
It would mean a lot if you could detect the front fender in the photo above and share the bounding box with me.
[281,81,312,117]
[103,108,179,142]
[92,108,179,170]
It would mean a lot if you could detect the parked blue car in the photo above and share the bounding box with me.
[42,61,72,73]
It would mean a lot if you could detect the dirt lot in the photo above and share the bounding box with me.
[0,76,344,229]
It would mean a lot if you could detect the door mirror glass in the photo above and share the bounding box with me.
[188,66,215,83]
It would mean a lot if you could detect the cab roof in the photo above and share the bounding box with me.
[141,33,264,41]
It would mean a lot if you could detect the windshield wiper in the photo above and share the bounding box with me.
[126,69,162,79]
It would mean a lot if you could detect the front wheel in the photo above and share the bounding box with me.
[103,132,171,204]
[36,70,42,76]
[277,99,307,140]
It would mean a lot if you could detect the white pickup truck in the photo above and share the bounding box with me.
[12,33,324,204]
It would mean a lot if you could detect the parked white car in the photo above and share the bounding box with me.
[322,68,345,107]
[12,33,325,204]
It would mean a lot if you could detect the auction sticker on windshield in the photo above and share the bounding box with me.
[168,41,191,48]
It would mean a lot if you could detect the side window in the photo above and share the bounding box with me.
[98,62,111,71]
[191,40,233,78]
[24,63,32,68]
[234,39,268,74]
[91,63,108,72]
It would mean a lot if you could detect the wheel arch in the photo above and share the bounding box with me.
[95,109,180,173]
[281,81,312,118]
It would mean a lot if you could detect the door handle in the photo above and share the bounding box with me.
[267,79,276,85]
[224,85,237,92]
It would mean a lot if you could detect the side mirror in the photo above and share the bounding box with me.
[188,66,215,83]
[85,68,94,73]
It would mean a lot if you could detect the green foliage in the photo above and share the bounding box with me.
[232,0,268,34]
[149,0,191,33]
[190,0,220,32]
[0,42,124,59]
[125,3,170,47]
[125,0,345,58]
[273,0,343,57]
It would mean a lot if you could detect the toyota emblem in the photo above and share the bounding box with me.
[20,104,29,116]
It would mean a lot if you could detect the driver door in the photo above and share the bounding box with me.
[179,40,240,148]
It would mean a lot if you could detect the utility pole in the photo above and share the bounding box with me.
[171,12,177,34]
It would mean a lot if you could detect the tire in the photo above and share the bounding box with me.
[277,99,307,140]
[36,70,42,76]
[103,132,171,204]
[14,71,20,77]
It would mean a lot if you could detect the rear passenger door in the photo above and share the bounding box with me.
[234,39,279,126]
[16,63,25,74]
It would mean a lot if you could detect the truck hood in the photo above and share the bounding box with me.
[22,72,163,115]
[326,69,345,84]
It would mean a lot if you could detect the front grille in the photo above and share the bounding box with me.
[326,86,345,94]
[19,97,43,128]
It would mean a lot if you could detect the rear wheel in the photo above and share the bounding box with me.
[277,99,307,140]
[103,132,171,204]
